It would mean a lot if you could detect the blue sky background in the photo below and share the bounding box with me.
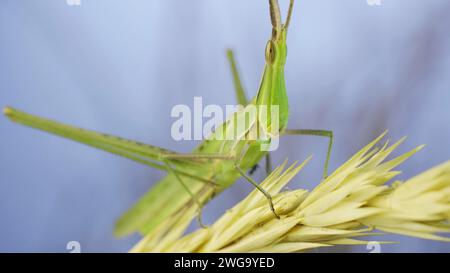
[1,0,449,252]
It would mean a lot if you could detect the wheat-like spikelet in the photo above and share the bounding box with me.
[130,132,450,252]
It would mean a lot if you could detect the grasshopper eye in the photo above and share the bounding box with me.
[265,41,276,63]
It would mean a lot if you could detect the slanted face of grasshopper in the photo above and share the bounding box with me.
[4,0,333,237]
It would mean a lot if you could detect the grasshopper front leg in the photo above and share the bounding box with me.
[235,164,280,219]
[227,49,273,176]
[162,151,281,220]
[283,129,334,178]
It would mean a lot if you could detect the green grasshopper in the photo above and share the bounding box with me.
[4,0,333,237]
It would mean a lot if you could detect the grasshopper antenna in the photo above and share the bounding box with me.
[284,0,295,31]
[269,0,295,39]
[269,0,282,39]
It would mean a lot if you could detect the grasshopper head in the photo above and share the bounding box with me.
[256,0,294,135]
[265,0,294,67]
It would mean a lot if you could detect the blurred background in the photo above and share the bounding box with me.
[1,0,449,252]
